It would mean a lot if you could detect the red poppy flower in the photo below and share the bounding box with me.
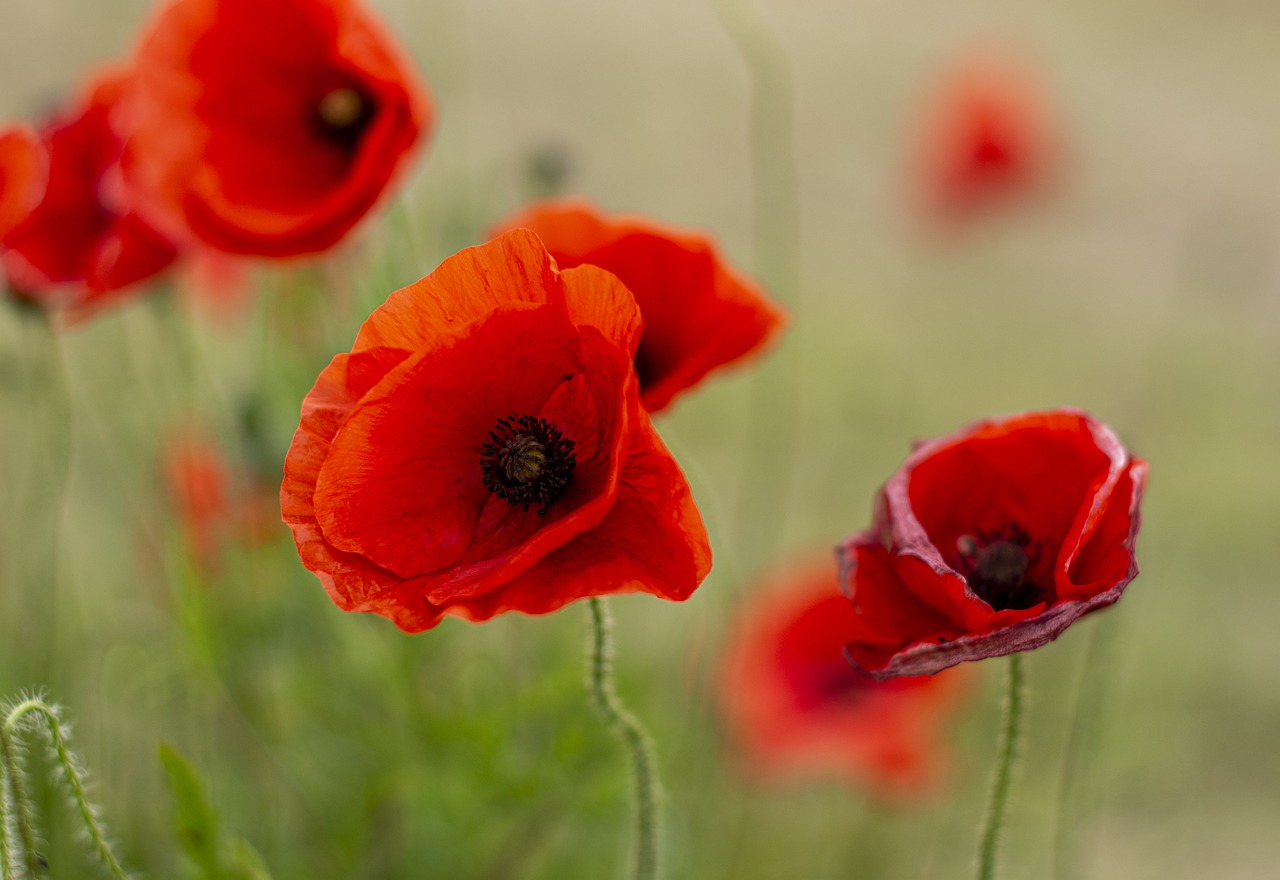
[1,72,179,309]
[0,126,45,239]
[839,409,1146,679]
[123,0,431,258]
[914,55,1058,225]
[281,229,712,631]
[491,201,786,413]
[721,555,969,798]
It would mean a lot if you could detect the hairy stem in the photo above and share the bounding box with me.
[976,653,1027,880]
[586,598,660,880]
[5,698,131,880]
[0,725,40,879]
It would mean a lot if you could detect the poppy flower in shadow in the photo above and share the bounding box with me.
[839,410,1146,679]
[2,72,179,311]
[281,229,711,631]
[123,0,430,258]
[913,54,1059,227]
[0,126,45,239]
[721,556,970,798]
[491,201,786,413]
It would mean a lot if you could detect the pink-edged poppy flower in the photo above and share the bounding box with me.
[123,0,431,258]
[491,200,786,413]
[721,555,970,797]
[2,72,179,311]
[281,230,712,632]
[839,409,1146,679]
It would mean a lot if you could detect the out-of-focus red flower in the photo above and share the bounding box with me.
[0,126,45,238]
[165,430,232,571]
[281,230,712,631]
[721,556,969,798]
[164,427,280,573]
[1,72,179,310]
[914,55,1058,226]
[839,409,1146,679]
[123,0,431,258]
[491,201,786,413]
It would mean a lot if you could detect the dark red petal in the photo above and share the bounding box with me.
[839,535,961,673]
[1060,458,1147,600]
[2,73,178,307]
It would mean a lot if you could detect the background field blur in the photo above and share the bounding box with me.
[3,0,1280,878]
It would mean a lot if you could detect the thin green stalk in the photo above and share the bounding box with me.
[586,598,660,880]
[708,0,804,572]
[4,699,132,880]
[976,653,1026,880]
[1050,620,1117,880]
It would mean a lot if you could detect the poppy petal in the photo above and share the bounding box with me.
[449,412,711,620]
[492,200,785,412]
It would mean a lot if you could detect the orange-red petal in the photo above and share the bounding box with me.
[492,200,785,412]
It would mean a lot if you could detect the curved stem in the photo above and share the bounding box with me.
[5,699,132,880]
[976,653,1026,880]
[586,598,660,880]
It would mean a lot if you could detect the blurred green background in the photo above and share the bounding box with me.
[2,0,1279,878]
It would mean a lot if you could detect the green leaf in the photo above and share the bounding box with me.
[223,838,274,880]
[158,741,224,876]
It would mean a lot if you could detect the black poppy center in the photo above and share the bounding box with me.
[953,523,1047,612]
[314,87,376,150]
[479,414,576,515]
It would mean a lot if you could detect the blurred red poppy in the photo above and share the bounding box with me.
[281,230,712,631]
[164,426,280,574]
[123,0,431,258]
[1,72,179,310]
[839,410,1146,679]
[491,201,785,413]
[721,556,969,797]
[0,126,45,238]
[914,55,1058,226]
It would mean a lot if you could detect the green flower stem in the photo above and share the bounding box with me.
[587,598,660,880]
[976,654,1027,880]
[3,699,131,880]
